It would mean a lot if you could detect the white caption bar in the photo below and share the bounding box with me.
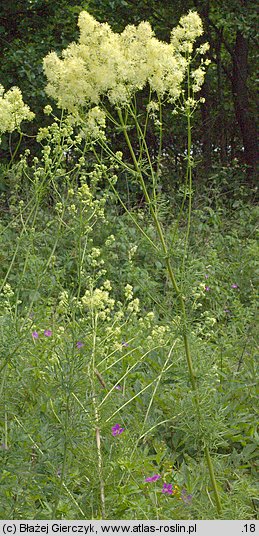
[0,521,258,536]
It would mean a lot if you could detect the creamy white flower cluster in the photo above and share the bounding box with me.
[0,85,35,142]
[171,11,203,53]
[43,10,206,112]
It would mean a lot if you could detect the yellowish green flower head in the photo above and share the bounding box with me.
[170,11,203,52]
[43,10,206,112]
[0,85,35,142]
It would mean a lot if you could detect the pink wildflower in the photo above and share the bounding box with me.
[145,474,161,483]
[44,329,52,337]
[112,424,124,436]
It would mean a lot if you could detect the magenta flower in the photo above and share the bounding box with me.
[231,283,238,289]
[76,341,84,349]
[115,385,122,390]
[44,329,52,337]
[162,483,173,495]
[181,489,193,504]
[112,423,124,436]
[205,285,210,292]
[145,474,161,483]
[32,331,39,339]
[122,341,129,347]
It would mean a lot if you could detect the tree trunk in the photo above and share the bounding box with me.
[198,0,212,176]
[232,31,258,181]
[215,31,228,164]
[200,78,212,174]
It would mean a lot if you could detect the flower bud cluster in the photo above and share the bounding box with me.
[81,286,115,320]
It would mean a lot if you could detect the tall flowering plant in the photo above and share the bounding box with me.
[42,10,221,515]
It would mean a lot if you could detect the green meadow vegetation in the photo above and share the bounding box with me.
[0,7,258,521]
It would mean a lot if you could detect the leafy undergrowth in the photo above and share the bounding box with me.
[0,181,258,520]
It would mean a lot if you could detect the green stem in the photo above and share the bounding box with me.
[118,108,196,389]
[180,61,193,290]
[52,394,70,518]
[8,131,23,168]
[91,143,159,253]
[117,106,222,515]
[205,445,222,515]
[90,312,106,519]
